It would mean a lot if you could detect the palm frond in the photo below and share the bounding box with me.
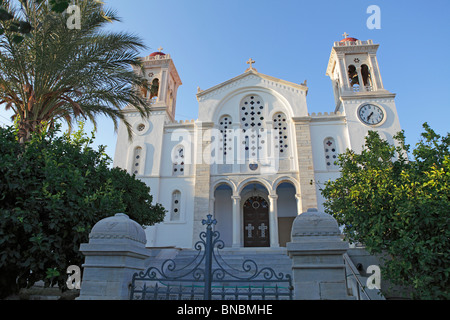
[0,0,150,142]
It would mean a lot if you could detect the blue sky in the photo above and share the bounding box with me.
[1,0,449,160]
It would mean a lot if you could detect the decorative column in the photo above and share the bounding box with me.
[295,193,303,216]
[369,52,383,90]
[268,194,280,248]
[231,195,241,248]
[337,54,349,91]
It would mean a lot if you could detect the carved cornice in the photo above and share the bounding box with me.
[89,233,147,244]
[292,112,346,124]
[339,92,396,103]
[196,70,307,102]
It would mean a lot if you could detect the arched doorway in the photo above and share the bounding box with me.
[214,183,233,247]
[243,196,270,247]
[276,182,298,247]
[240,183,271,248]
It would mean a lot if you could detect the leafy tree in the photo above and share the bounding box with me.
[321,124,450,300]
[0,0,150,143]
[0,124,166,298]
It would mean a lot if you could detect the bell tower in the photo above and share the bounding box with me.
[326,34,402,153]
[114,48,183,180]
[137,48,182,122]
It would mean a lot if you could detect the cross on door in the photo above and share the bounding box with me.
[258,223,268,238]
[246,224,255,238]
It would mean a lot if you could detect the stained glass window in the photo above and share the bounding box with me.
[324,138,338,169]
[273,112,289,156]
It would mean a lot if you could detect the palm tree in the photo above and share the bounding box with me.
[0,0,150,143]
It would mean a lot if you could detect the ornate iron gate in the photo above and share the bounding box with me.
[130,215,293,300]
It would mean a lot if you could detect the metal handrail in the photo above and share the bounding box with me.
[343,253,371,300]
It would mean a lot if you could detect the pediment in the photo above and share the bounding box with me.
[196,70,308,102]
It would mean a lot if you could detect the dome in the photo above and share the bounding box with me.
[291,208,341,239]
[340,37,358,43]
[149,51,166,57]
[88,213,147,244]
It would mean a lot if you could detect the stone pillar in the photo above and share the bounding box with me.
[231,195,241,248]
[295,193,302,216]
[287,209,351,300]
[192,122,213,245]
[78,213,150,300]
[268,194,280,248]
[293,118,318,212]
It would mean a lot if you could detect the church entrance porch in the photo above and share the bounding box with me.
[243,196,270,247]
[213,180,300,249]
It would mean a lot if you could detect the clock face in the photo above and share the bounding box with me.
[358,104,385,126]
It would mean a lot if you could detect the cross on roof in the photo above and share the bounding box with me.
[157,46,163,52]
[342,32,349,39]
[246,58,255,69]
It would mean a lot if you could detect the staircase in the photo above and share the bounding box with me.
[142,247,385,300]
[139,247,293,299]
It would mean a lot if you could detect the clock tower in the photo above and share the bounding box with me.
[325,34,402,153]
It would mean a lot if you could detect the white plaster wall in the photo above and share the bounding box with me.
[145,177,195,248]
[310,118,349,212]
[310,118,349,172]
[343,98,402,154]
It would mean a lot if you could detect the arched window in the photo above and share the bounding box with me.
[150,78,159,100]
[240,95,265,160]
[172,146,185,176]
[141,80,148,98]
[273,112,289,156]
[133,147,142,175]
[348,65,359,88]
[361,64,372,90]
[218,115,233,161]
[324,138,339,169]
[171,190,181,221]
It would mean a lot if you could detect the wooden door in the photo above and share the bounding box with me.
[243,196,270,247]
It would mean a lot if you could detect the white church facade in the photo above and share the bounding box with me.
[113,35,402,250]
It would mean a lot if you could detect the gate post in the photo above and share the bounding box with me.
[77,213,150,300]
[202,214,216,300]
[287,209,351,300]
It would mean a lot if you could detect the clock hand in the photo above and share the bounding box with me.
[367,112,374,121]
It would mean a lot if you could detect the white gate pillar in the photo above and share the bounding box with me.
[78,213,150,300]
[287,209,351,300]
